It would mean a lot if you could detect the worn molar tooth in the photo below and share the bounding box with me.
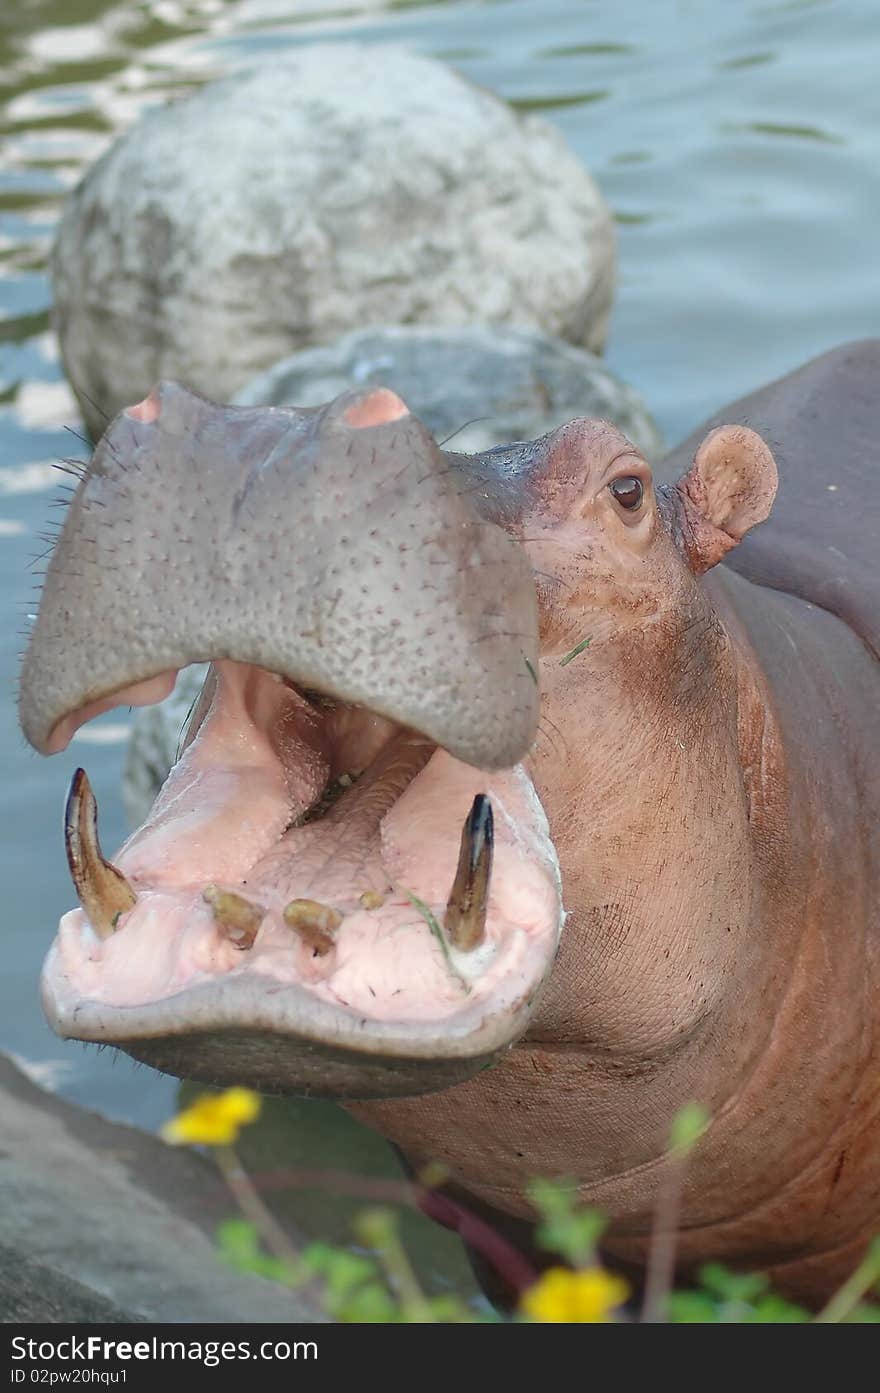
[359,890,386,911]
[283,899,343,956]
[444,793,493,951]
[203,884,265,950]
[64,767,136,940]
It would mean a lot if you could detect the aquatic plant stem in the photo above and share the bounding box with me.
[815,1238,880,1323]
[215,1144,301,1272]
[356,1209,436,1322]
[640,1156,685,1322]
[641,1105,708,1322]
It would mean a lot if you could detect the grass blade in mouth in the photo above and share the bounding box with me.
[403,890,472,994]
[560,636,592,667]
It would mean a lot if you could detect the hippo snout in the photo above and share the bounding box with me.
[19,382,541,770]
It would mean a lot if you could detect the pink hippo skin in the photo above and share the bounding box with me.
[19,343,880,1307]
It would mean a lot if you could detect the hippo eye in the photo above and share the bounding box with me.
[609,476,644,511]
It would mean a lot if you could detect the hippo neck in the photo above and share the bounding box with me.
[523,578,756,1061]
[349,560,880,1274]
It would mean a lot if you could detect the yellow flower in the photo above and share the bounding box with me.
[521,1266,630,1323]
[161,1087,261,1146]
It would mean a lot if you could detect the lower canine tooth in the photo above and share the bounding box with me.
[444,793,493,951]
[283,898,342,956]
[64,768,136,939]
[203,884,265,949]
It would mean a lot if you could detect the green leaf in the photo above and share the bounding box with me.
[668,1101,709,1155]
[216,1218,262,1266]
[527,1176,579,1217]
[304,1244,380,1301]
[353,1207,396,1249]
[667,1291,724,1322]
[527,1177,606,1265]
[216,1219,301,1284]
[748,1295,811,1323]
[422,1295,481,1323]
[336,1281,401,1323]
[698,1262,768,1303]
[560,637,592,666]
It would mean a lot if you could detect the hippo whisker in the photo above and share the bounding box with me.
[52,458,87,481]
[78,389,110,425]
[537,711,569,761]
[437,417,492,447]
[62,425,92,450]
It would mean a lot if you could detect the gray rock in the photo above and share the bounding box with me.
[0,1053,322,1323]
[53,44,616,440]
[0,1245,140,1323]
[233,324,663,458]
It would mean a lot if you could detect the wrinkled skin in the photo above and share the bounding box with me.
[19,342,880,1306]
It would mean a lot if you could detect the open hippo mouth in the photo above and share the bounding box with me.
[20,382,564,1098]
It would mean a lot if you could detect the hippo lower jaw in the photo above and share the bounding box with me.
[41,659,564,1098]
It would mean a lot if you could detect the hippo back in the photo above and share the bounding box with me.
[659,340,880,660]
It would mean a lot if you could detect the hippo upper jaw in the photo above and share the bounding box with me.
[19,381,541,770]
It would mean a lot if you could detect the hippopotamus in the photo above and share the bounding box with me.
[18,340,880,1308]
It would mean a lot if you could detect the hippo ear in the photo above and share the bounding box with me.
[675,425,778,574]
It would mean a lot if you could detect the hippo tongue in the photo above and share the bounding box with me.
[19,381,539,770]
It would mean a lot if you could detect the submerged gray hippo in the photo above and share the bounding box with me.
[19,341,880,1306]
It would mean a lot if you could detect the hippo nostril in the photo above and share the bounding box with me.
[343,387,410,430]
[125,387,161,424]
